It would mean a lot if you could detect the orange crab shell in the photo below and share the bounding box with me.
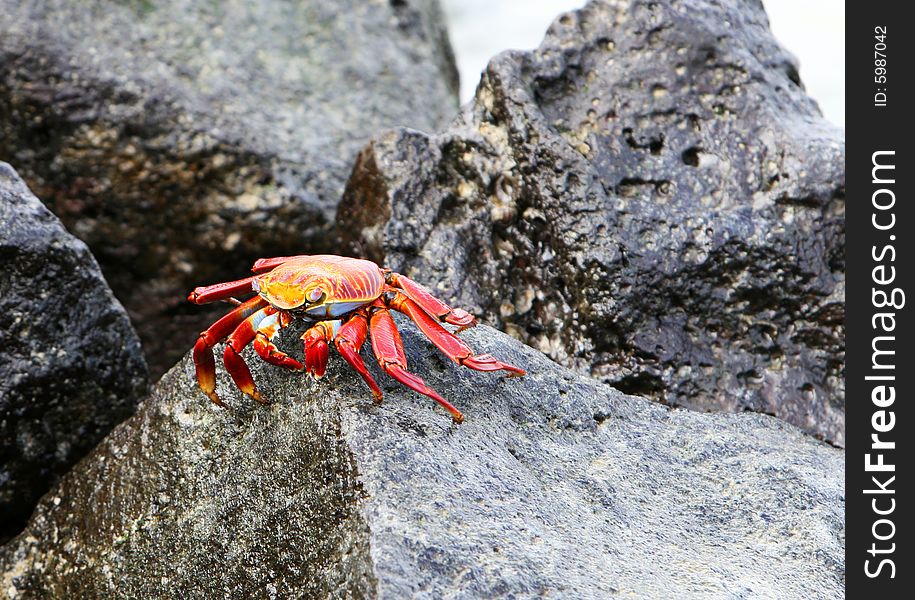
[252,255,385,314]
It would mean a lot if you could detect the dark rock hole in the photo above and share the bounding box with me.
[593,412,612,425]
[681,147,700,167]
[783,62,802,86]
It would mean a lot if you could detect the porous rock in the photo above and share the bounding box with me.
[0,0,460,377]
[338,0,845,445]
[1,322,843,598]
[0,162,148,543]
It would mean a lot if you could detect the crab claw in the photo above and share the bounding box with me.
[446,308,478,331]
[306,341,329,378]
[461,353,526,376]
[302,326,330,378]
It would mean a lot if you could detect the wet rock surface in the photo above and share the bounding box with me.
[338,0,845,445]
[1,322,843,598]
[0,162,148,543]
[0,0,460,377]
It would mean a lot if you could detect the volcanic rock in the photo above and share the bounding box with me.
[0,0,460,377]
[0,162,148,542]
[1,322,843,598]
[339,0,845,444]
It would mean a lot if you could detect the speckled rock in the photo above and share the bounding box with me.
[338,0,845,445]
[0,0,459,377]
[1,320,843,598]
[0,162,148,543]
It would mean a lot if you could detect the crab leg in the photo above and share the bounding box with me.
[253,311,303,370]
[223,307,276,403]
[190,255,309,304]
[386,291,525,376]
[251,255,307,273]
[301,321,340,379]
[334,311,383,402]
[193,296,268,405]
[188,275,258,304]
[385,272,477,329]
[368,304,464,423]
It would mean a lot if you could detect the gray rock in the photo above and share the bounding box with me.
[0,162,148,543]
[0,0,460,377]
[1,320,843,598]
[338,0,845,445]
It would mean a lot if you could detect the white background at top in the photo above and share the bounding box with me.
[442,0,845,128]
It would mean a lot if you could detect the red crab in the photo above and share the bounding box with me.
[188,255,525,422]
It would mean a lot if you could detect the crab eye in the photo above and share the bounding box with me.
[307,288,326,304]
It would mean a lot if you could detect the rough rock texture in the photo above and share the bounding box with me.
[0,0,460,377]
[338,0,846,445]
[1,321,843,598]
[0,162,148,543]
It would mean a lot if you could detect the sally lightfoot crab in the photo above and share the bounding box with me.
[188,255,525,422]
